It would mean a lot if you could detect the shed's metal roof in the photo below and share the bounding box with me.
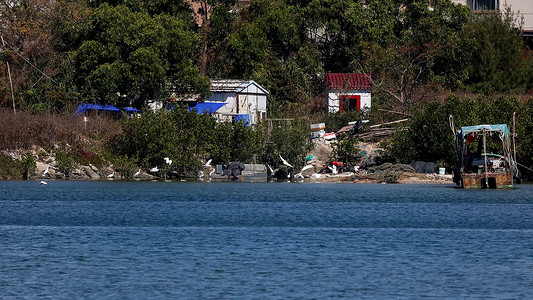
[325,73,372,90]
[210,79,269,94]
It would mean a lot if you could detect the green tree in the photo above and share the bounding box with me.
[20,153,36,179]
[383,95,530,171]
[261,119,312,170]
[70,3,209,106]
[0,0,69,111]
[463,5,533,93]
[113,107,263,177]
[332,136,360,166]
[354,0,473,110]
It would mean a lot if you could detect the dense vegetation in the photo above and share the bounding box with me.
[1,0,533,178]
[383,95,533,170]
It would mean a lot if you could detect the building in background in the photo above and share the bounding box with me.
[325,73,372,114]
[452,0,533,36]
[206,79,268,126]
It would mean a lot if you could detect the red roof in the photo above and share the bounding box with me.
[325,73,372,90]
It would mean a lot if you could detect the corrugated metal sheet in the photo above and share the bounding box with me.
[325,73,372,90]
[210,79,269,94]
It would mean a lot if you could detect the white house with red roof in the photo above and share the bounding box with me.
[325,73,372,113]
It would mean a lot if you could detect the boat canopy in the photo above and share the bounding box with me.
[460,124,509,137]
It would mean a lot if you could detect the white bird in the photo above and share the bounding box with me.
[150,167,159,173]
[267,164,274,173]
[39,181,47,185]
[134,169,141,177]
[279,155,293,168]
[301,165,314,172]
[197,171,204,179]
[43,166,49,176]
[294,172,304,179]
[204,159,212,166]
[107,172,115,178]
[163,157,172,165]
[209,169,215,176]
[328,165,338,174]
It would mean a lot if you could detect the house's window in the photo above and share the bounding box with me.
[470,0,498,11]
[339,95,361,112]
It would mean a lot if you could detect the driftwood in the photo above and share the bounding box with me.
[335,118,409,140]
[359,119,409,140]
[368,118,409,129]
[377,109,413,117]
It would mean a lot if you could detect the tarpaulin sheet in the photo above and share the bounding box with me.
[233,114,250,126]
[122,107,141,113]
[75,103,121,115]
[189,102,226,114]
[460,124,509,136]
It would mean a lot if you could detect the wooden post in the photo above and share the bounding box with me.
[1,36,16,115]
[482,128,488,187]
[512,111,517,172]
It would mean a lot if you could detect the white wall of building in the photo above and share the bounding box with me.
[206,92,237,116]
[205,90,267,125]
[452,0,533,32]
[327,90,371,114]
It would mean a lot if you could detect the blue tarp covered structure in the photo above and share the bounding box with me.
[75,103,141,115]
[233,114,250,126]
[188,102,226,114]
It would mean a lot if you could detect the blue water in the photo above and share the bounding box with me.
[1,181,532,299]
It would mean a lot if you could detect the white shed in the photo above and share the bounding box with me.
[325,73,372,114]
[206,79,269,126]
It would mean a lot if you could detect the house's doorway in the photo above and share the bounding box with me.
[339,95,361,112]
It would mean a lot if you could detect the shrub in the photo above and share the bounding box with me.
[0,154,21,179]
[375,170,401,183]
[20,154,36,179]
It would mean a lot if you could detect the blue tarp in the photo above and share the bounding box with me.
[460,124,509,137]
[75,103,140,115]
[122,107,142,113]
[188,102,226,114]
[233,114,250,126]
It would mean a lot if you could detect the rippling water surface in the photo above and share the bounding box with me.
[1,181,532,299]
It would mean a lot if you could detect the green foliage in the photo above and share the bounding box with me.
[0,154,21,180]
[323,111,363,132]
[261,119,312,170]
[114,110,178,170]
[20,154,36,180]
[375,170,401,184]
[111,154,138,179]
[355,0,473,107]
[383,95,533,172]
[230,121,263,163]
[332,136,360,166]
[54,145,76,176]
[112,107,263,177]
[70,3,208,105]
[464,6,533,93]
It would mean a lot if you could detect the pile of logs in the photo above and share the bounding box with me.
[337,118,409,140]
[358,118,409,139]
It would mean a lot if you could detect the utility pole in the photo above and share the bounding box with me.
[1,36,16,115]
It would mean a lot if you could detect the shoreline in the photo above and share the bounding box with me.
[23,172,455,185]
